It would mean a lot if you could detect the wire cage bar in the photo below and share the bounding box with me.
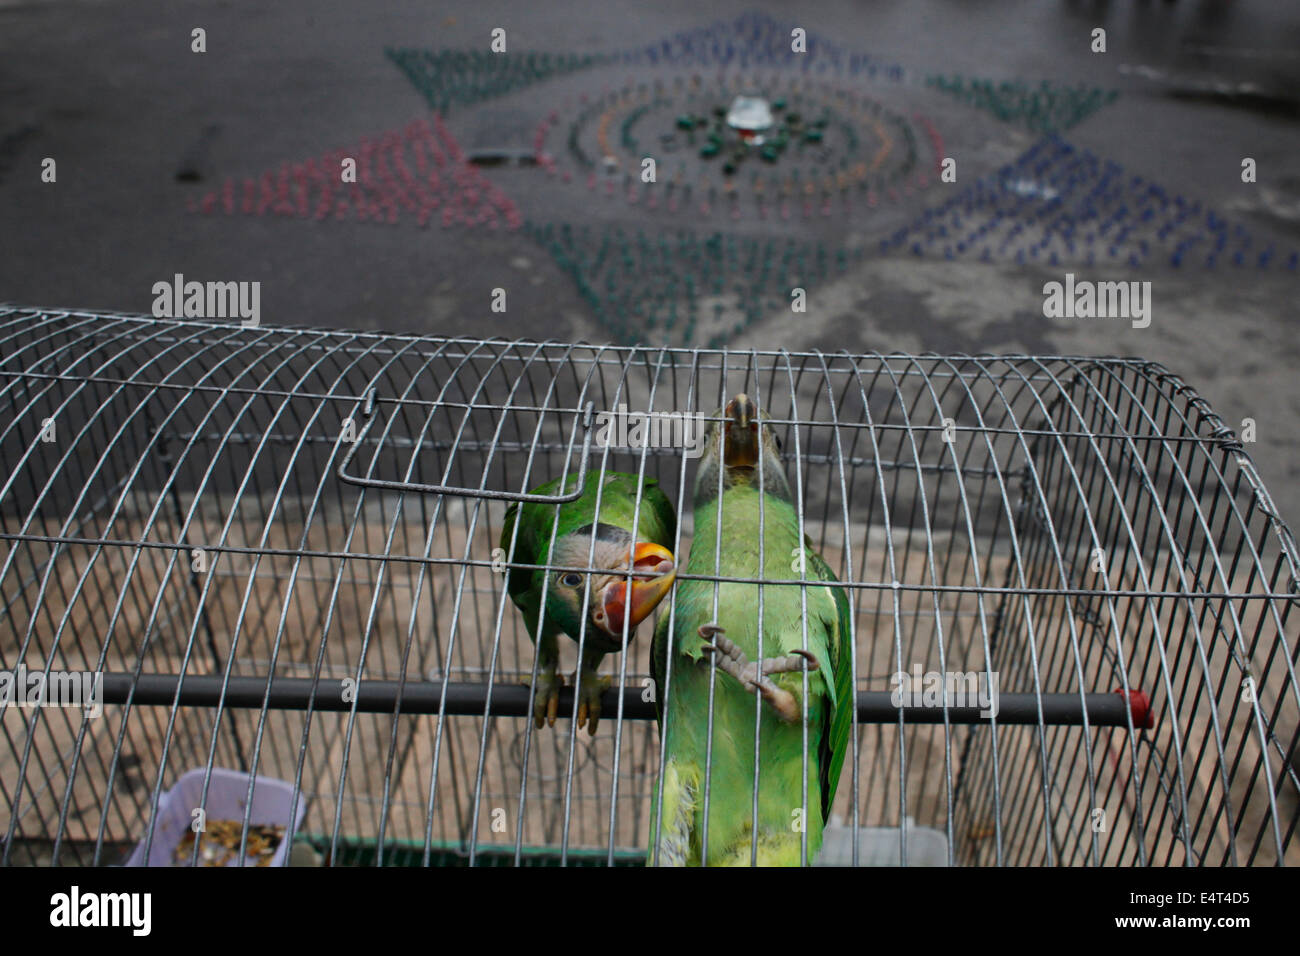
[0,304,1297,866]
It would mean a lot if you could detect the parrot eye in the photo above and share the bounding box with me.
[560,572,583,588]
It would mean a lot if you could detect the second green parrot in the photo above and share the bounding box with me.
[648,394,853,865]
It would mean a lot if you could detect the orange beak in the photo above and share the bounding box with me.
[597,542,677,636]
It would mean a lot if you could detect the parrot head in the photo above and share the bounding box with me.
[695,393,791,501]
[546,524,676,646]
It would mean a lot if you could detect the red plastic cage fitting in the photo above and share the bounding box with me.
[1113,688,1155,730]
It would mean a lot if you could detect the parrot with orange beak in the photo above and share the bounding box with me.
[501,471,677,734]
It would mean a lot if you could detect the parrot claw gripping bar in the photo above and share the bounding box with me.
[698,625,818,723]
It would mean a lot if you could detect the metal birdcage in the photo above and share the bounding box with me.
[1,303,1298,867]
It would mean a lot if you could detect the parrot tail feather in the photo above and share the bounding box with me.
[649,760,697,867]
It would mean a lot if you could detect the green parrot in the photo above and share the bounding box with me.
[647,394,853,866]
[501,470,677,734]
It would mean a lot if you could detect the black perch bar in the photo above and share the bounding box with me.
[97,673,1155,728]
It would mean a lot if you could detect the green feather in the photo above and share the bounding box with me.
[649,483,852,866]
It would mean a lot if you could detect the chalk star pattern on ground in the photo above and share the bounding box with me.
[885,136,1298,270]
[185,10,1292,349]
[191,115,522,230]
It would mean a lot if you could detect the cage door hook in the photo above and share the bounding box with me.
[336,389,596,503]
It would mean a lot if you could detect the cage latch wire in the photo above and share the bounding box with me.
[336,388,596,502]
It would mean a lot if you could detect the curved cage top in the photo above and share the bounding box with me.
[1,304,1297,866]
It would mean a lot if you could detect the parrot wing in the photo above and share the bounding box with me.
[499,498,528,602]
[498,474,574,629]
[650,605,671,727]
[595,472,677,545]
[639,478,678,545]
[807,538,854,822]
[499,481,552,608]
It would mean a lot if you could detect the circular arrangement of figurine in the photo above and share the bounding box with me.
[536,72,944,223]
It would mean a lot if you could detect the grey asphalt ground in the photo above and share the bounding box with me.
[1,0,1297,522]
